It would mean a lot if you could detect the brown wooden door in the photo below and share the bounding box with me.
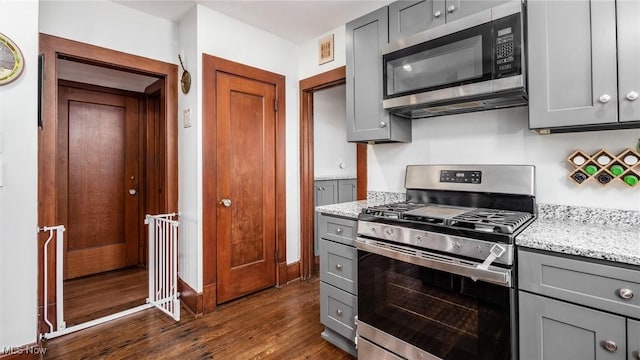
[59,86,141,279]
[216,72,277,303]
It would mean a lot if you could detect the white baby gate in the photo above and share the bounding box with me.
[40,213,180,339]
[145,213,181,321]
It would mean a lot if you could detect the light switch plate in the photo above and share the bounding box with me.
[183,108,192,128]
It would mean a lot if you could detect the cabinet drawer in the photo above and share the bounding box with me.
[318,214,357,246]
[320,282,357,343]
[319,238,357,294]
[519,249,640,318]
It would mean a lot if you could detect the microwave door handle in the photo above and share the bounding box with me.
[355,238,511,286]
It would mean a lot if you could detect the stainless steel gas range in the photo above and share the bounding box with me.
[355,164,536,360]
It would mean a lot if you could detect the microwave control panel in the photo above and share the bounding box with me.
[494,13,521,78]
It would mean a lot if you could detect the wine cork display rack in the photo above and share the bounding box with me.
[568,148,640,187]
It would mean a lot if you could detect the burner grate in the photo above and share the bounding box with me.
[449,209,532,234]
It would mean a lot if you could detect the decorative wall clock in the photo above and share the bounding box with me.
[0,32,24,85]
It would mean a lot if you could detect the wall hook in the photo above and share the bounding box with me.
[178,54,191,94]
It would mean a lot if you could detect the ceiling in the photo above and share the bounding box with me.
[113,0,392,44]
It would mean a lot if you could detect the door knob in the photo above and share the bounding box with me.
[128,189,137,195]
[598,94,611,103]
[447,5,456,13]
[220,198,232,207]
[626,91,639,101]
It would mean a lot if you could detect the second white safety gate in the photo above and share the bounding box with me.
[145,213,181,321]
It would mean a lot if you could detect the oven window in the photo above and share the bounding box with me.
[358,250,512,360]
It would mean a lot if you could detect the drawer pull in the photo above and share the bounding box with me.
[335,228,343,234]
[618,288,634,300]
[336,309,343,317]
[602,340,618,353]
[335,263,343,270]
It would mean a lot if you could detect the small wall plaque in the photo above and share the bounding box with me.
[0,32,24,85]
[318,34,334,65]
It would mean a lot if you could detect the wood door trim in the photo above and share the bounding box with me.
[202,54,286,313]
[38,33,178,333]
[298,66,367,280]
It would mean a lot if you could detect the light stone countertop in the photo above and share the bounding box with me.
[516,204,640,266]
[314,175,357,181]
[315,196,640,266]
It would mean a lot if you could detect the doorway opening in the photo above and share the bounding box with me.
[299,67,367,280]
[38,34,178,335]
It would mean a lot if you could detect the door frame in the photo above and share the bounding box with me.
[38,34,178,333]
[202,54,287,313]
[299,66,367,280]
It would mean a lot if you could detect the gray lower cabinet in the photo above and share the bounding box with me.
[318,214,358,356]
[314,179,357,255]
[528,0,640,132]
[346,6,411,144]
[518,249,640,360]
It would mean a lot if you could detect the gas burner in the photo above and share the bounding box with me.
[450,208,532,234]
[361,202,426,219]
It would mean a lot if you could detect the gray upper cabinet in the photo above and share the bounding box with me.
[337,179,357,204]
[616,0,640,123]
[528,0,640,131]
[442,0,510,23]
[346,6,412,143]
[388,0,444,43]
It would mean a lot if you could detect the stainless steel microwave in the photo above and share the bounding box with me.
[382,1,526,119]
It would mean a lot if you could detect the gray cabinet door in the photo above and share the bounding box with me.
[346,6,411,143]
[443,0,509,23]
[315,180,338,206]
[389,0,445,43]
[337,179,357,203]
[617,0,640,123]
[629,319,640,360]
[528,0,618,129]
[519,291,627,360]
[315,180,338,254]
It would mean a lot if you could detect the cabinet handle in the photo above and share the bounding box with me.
[335,228,343,234]
[602,340,618,353]
[379,121,387,128]
[618,288,634,300]
[598,94,611,103]
[335,263,343,270]
[321,186,326,190]
[626,91,639,101]
[447,5,456,13]
[336,309,343,317]
[434,10,441,18]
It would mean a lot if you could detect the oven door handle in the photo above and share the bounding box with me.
[356,238,511,287]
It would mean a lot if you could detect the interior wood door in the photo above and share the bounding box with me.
[216,72,277,304]
[59,85,141,279]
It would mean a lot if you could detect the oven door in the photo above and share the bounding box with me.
[356,238,515,360]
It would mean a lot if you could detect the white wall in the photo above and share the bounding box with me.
[368,107,640,211]
[39,0,177,64]
[0,0,39,349]
[298,25,346,80]
[177,6,201,291]
[196,5,302,266]
[313,85,356,177]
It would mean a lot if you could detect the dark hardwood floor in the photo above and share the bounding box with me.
[44,276,354,360]
[64,267,147,326]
